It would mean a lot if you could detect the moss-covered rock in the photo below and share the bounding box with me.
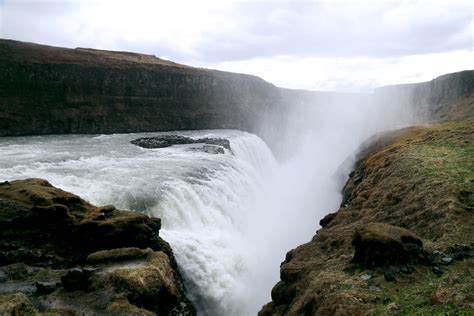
[108,251,181,314]
[0,179,195,315]
[352,222,424,267]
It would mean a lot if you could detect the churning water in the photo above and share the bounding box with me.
[0,130,280,314]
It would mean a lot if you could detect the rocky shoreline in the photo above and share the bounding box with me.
[0,179,195,315]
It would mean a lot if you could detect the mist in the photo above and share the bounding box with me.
[230,87,426,313]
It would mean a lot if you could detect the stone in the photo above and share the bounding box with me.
[384,270,396,282]
[0,263,35,280]
[351,222,424,268]
[360,273,372,281]
[432,266,444,275]
[441,257,453,265]
[109,251,183,315]
[61,267,94,292]
[369,285,382,292]
[191,145,226,154]
[447,244,472,260]
[35,281,57,295]
[399,264,415,274]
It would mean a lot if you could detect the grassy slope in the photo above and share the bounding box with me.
[261,114,473,314]
[364,120,474,314]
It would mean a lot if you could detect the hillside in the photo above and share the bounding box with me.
[260,91,474,314]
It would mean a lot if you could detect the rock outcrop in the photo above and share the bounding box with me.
[0,179,195,315]
[261,113,474,313]
[351,222,424,268]
[131,135,231,153]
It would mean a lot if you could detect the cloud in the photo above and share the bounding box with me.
[194,0,471,62]
[0,0,472,91]
[201,50,473,92]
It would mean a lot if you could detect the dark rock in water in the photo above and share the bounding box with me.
[351,222,424,268]
[0,39,296,157]
[191,145,225,154]
[35,281,56,295]
[61,267,94,292]
[131,135,231,154]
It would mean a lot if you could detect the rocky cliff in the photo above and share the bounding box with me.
[373,70,474,121]
[0,179,195,315]
[0,39,286,146]
[260,84,474,314]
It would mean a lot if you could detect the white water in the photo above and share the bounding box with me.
[0,96,419,314]
[0,130,278,315]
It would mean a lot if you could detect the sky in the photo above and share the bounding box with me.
[0,0,472,92]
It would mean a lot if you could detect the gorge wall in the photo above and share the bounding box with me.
[373,70,474,121]
[0,39,286,147]
[0,39,471,153]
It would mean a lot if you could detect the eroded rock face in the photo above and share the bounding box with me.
[0,178,195,315]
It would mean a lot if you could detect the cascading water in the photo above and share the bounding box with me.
[0,93,421,315]
[0,130,278,315]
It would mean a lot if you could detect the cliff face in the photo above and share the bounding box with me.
[0,39,284,143]
[373,70,474,121]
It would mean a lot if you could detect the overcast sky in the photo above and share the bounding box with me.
[0,0,472,92]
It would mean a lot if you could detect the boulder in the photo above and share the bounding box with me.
[351,222,424,267]
[108,251,183,315]
[61,267,94,292]
[35,281,57,295]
